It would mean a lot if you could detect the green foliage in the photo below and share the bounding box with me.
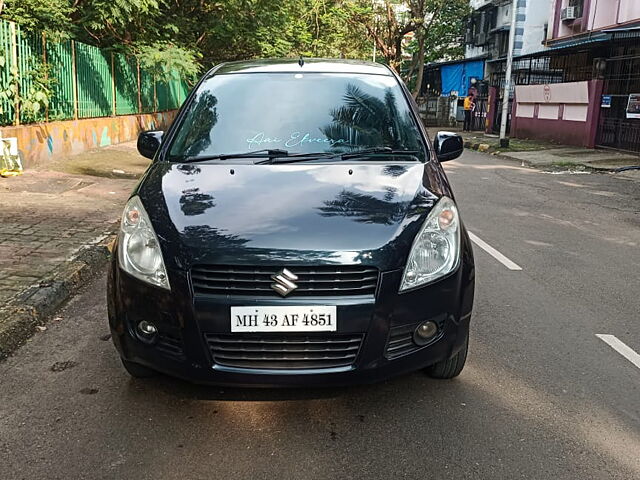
[303,0,372,59]
[73,0,162,41]
[2,0,73,37]
[136,43,201,82]
[20,63,56,122]
[421,1,469,64]
[1,0,376,68]
[1,0,467,90]
[0,57,19,114]
[0,57,55,122]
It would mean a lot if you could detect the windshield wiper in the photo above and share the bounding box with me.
[181,149,289,163]
[256,147,421,164]
[340,147,420,159]
[181,147,422,165]
[253,151,338,165]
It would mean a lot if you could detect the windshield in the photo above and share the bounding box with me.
[167,72,426,161]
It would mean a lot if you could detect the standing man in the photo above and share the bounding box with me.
[463,94,475,132]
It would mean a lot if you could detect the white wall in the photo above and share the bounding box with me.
[520,0,552,55]
[469,0,492,9]
[515,81,590,122]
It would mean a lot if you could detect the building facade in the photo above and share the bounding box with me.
[506,0,640,151]
[548,0,640,41]
[466,0,551,61]
[422,0,640,152]
[420,0,553,131]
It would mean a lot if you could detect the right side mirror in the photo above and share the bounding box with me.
[137,130,164,160]
[434,131,463,162]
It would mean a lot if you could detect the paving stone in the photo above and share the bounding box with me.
[0,142,143,315]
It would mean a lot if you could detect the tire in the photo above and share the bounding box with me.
[121,358,156,378]
[425,335,468,379]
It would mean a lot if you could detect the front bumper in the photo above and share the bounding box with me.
[107,249,474,387]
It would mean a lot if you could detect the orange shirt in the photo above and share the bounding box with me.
[463,97,474,110]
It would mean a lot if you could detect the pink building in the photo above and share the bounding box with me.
[505,0,640,152]
[548,0,640,41]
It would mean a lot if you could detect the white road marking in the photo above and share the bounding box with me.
[468,231,523,271]
[596,334,640,370]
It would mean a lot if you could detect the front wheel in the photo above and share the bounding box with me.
[424,335,468,379]
[121,358,156,378]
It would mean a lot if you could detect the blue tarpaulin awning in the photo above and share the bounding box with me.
[440,59,484,97]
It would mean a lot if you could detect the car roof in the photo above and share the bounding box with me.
[212,58,394,76]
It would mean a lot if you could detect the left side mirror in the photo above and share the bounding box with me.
[137,130,164,160]
[434,131,463,162]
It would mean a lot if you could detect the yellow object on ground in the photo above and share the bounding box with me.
[0,138,23,177]
[0,155,23,177]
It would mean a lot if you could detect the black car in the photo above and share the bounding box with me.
[107,58,474,387]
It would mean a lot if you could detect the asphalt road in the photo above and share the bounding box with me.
[1,151,639,479]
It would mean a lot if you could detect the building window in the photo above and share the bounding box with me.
[497,31,510,57]
[568,0,584,17]
[485,8,497,32]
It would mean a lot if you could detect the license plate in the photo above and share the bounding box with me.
[230,306,337,333]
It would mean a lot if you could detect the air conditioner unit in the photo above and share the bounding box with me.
[561,6,580,21]
[476,33,488,45]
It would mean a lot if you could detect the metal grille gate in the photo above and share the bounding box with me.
[596,54,640,153]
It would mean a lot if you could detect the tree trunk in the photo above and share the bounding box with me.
[389,35,403,73]
[412,30,426,98]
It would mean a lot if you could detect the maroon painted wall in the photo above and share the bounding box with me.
[510,80,603,148]
[486,86,498,134]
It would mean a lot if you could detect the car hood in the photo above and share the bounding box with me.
[138,162,449,271]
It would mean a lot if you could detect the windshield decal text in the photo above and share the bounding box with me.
[246,132,347,149]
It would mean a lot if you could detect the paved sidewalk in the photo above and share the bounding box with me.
[0,141,148,355]
[427,127,640,179]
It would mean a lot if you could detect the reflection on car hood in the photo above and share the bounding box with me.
[138,162,448,270]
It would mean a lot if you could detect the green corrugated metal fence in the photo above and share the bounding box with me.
[0,18,189,126]
[46,39,75,121]
[0,19,16,125]
[75,42,112,119]
[140,69,156,113]
[114,54,139,115]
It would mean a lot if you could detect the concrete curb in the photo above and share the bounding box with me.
[462,140,622,172]
[0,232,116,360]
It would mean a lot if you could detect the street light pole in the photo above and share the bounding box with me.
[499,0,518,148]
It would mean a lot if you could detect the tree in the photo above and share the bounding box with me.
[1,0,467,92]
[304,0,372,59]
[1,0,73,37]
[347,0,414,73]
[407,0,469,96]
[345,0,468,92]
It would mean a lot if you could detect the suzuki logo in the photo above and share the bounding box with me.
[270,268,299,297]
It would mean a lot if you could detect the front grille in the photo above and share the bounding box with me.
[191,265,379,297]
[205,333,364,370]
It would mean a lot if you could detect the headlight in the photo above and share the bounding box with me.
[118,196,170,290]
[399,196,460,292]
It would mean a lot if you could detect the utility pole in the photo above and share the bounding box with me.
[499,0,518,148]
